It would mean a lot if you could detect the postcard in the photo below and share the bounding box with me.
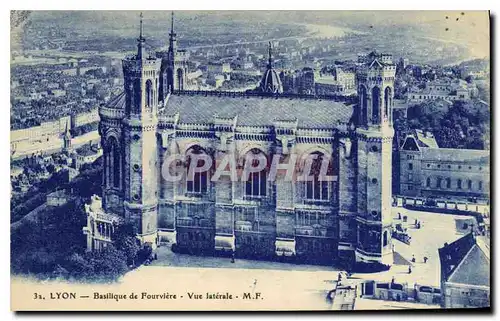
[10,10,490,311]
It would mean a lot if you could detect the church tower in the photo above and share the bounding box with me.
[159,12,188,100]
[354,51,395,267]
[121,13,161,245]
[62,119,72,153]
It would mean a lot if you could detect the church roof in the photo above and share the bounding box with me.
[162,92,354,129]
[258,42,283,94]
[106,91,126,109]
[259,68,283,94]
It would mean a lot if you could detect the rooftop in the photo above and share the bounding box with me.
[162,91,354,129]
[439,233,490,287]
[421,148,490,164]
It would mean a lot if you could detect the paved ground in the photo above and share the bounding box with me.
[151,207,470,287]
[352,207,477,287]
[123,207,480,309]
[151,244,340,272]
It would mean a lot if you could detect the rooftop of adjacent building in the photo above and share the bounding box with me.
[438,233,490,287]
[401,132,490,164]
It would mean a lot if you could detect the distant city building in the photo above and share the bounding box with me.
[207,62,231,75]
[73,142,102,168]
[439,233,490,308]
[407,78,476,103]
[314,76,341,96]
[280,67,314,95]
[332,66,356,94]
[398,131,490,199]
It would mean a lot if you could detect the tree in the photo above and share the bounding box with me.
[87,245,128,281]
[63,253,94,279]
[400,99,489,150]
[113,223,140,266]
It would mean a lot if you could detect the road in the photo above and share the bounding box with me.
[11,130,100,160]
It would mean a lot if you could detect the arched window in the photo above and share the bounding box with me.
[107,136,120,188]
[446,178,451,188]
[479,181,483,190]
[359,85,367,124]
[457,179,462,190]
[371,86,381,124]
[305,152,331,201]
[145,79,153,109]
[244,149,267,197]
[177,68,184,91]
[436,177,442,189]
[384,86,392,121]
[426,177,431,188]
[468,180,472,190]
[383,231,388,247]
[186,145,210,194]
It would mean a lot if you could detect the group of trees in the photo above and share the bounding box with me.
[11,156,153,282]
[395,99,490,150]
[11,195,150,281]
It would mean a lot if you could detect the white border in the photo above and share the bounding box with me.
[3,1,498,320]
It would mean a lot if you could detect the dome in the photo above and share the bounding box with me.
[259,68,283,94]
[258,42,283,94]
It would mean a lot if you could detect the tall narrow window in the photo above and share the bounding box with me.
[305,152,330,201]
[359,85,367,124]
[436,177,442,189]
[479,181,483,190]
[446,178,451,188]
[384,86,392,121]
[426,177,431,188]
[107,137,120,189]
[186,146,210,194]
[372,86,381,124]
[145,79,153,109]
[468,180,472,190]
[457,179,462,190]
[177,68,184,91]
[244,149,267,197]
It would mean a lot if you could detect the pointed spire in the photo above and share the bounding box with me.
[267,41,273,69]
[171,11,174,35]
[137,12,146,60]
[168,11,177,54]
[140,11,144,40]
[63,118,71,139]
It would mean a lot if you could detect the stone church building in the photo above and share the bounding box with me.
[84,14,396,268]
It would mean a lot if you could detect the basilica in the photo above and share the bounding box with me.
[83,13,396,268]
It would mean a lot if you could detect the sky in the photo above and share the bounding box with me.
[12,11,490,59]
